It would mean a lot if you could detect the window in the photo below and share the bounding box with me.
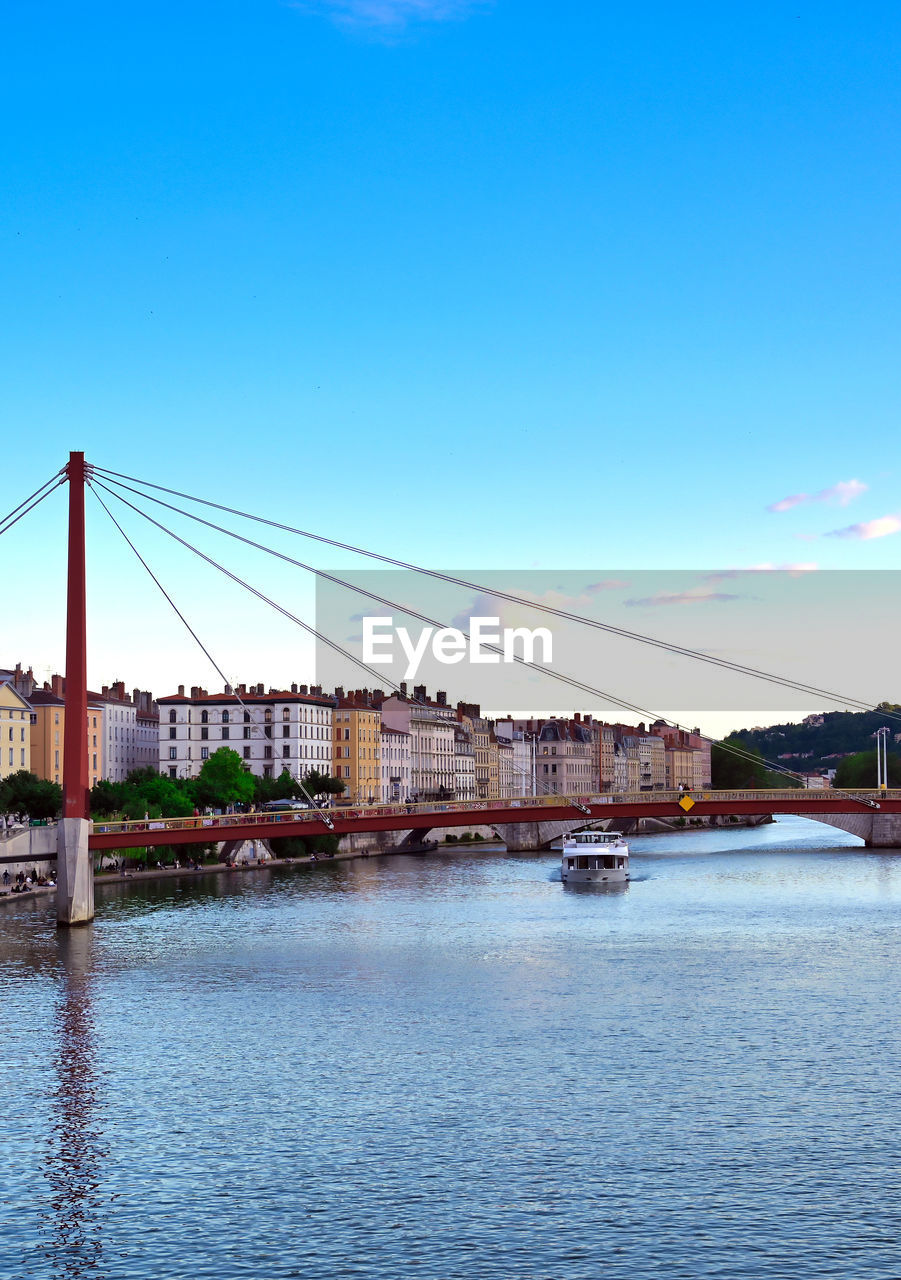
[169,747,177,760]
[201,727,209,740]
[283,724,290,738]
[264,709,272,724]
[344,728,350,740]
[169,766,177,779]
[264,745,273,759]
[283,746,290,758]
[169,710,176,723]
[169,727,176,739]
[201,710,208,724]
[243,747,251,760]
[244,727,251,739]
[201,747,209,761]
[222,727,230,740]
[92,754,97,770]
[54,712,60,725]
[283,708,290,720]
[244,711,250,723]
[222,710,229,724]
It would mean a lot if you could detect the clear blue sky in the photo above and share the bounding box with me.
[2,1,899,716]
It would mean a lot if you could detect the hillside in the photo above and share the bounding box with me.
[728,705,901,773]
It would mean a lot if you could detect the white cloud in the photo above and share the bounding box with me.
[827,514,901,541]
[745,562,818,575]
[767,478,867,513]
[624,588,744,608]
[293,0,485,28]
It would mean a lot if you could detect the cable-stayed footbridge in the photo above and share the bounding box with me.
[3,453,899,925]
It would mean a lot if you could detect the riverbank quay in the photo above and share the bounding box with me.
[0,846,367,910]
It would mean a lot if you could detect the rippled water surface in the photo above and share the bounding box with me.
[3,817,901,1279]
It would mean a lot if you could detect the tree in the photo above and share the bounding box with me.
[300,770,346,802]
[0,771,63,821]
[90,779,127,818]
[711,739,800,789]
[834,750,901,789]
[191,748,255,810]
[253,769,302,807]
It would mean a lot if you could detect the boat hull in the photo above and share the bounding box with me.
[561,867,629,885]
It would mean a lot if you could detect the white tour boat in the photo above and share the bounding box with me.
[561,829,630,885]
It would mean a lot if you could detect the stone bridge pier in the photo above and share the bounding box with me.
[493,818,613,852]
[810,811,901,848]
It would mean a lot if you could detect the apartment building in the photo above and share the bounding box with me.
[158,683,334,782]
[332,690,382,803]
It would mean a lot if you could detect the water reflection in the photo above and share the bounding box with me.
[40,927,109,1279]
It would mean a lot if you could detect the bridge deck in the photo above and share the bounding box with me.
[87,789,901,850]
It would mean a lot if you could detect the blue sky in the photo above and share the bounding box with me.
[2,1,899,718]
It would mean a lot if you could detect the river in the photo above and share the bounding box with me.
[2,816,900,1279]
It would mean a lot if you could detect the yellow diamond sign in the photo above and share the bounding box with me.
[678,796,695,812]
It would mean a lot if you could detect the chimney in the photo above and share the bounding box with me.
[225,684,232,695]
[299,684,308,695]
[290,683,298,694]
[102,685,110,698]
[413,684,427,703]
[113,680,126,701]
[178,684,185,697]
[237,683,247,696]
[399,682,408,697]
[191,686,200,699]
[436,691,447,706]
[335,686,345,701]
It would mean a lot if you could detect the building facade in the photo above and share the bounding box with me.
[332,691,382,803]
[157,683,334,783]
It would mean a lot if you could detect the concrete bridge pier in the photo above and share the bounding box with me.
[494,818,612,852]
[57,818,94,926]
[867,814,901,848]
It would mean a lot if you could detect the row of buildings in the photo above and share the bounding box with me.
[2,663,712,803]
[1,667,158,790]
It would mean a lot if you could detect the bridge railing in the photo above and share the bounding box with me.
[89,787,901,839]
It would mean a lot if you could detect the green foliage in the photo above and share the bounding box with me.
[90,767,193,820]
[0,771,63,821]
[268,832,340,858]
[192,749,255,810]
[252,769,302,807]
[89,779,126,817]
[729,708,901,773]
[300,770,345,801]
[711,739,801,789]
[834,750,901,789]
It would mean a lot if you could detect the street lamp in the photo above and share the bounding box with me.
[876,726,890,791]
